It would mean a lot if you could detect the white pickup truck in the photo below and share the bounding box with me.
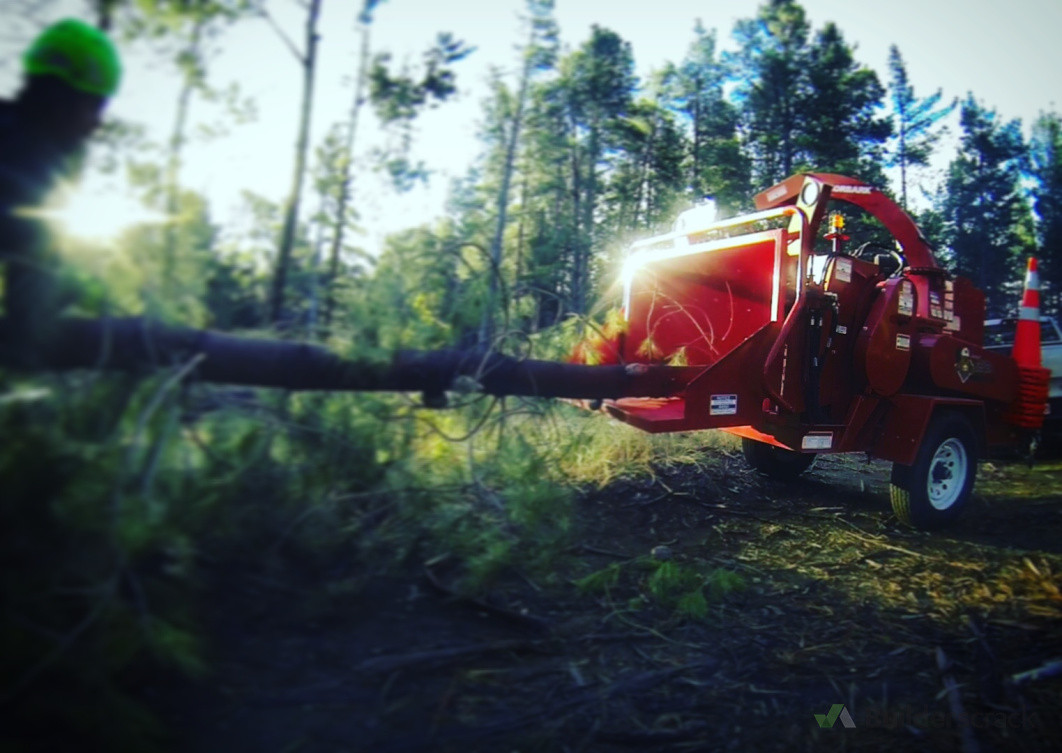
[984,316,1062,426]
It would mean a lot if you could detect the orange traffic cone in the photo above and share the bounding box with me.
[1013,257,1043,368]
[1005,257,1050,430]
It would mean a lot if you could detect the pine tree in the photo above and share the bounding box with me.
[480,0,558,342]
[941,96,1030,316]
[886,45,956,208]
[555,25,636,314]
[664,21,748,215]
[605,88,687,233]
[729,2,892,190]
[801,22,890,184]
[518,81,575,329]
[727,0,812,187]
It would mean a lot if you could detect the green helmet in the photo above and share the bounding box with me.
[23,18,122,98]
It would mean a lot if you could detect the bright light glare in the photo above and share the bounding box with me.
[673,200,717,233]
[19,189,170,244]
[620,253,644,290]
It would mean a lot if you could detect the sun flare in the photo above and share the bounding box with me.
[18,186,170,244]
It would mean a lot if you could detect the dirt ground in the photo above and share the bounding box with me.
[146,450,1062,752]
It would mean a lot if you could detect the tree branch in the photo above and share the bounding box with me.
[259,6,304,64]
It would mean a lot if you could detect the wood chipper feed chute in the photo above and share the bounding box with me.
[596,206,803,434]
[622,230,784,365]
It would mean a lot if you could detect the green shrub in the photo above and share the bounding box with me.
[575,557,746,622]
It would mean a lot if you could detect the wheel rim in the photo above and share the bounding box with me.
[926,438,967,510]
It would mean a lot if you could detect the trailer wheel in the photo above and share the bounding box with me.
[889,414,977,529]
[741,437,816,480]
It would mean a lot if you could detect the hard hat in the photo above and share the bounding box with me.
[22,18,122,98]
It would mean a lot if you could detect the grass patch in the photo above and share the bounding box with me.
[549,406,738,487]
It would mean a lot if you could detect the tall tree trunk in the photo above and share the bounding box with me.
[324,19,371,328]
[634,126,655,229]
[481,53,533,344]
[162,15,207,296]
[306,215,325,334]
[513,166,529,324]
[96,0,117,30]
[899,122,908,208]
[691,75,701,193]
[781,93,793,179]
[576,121,600,315]
[270,0,322,325]
[567,111,583,317]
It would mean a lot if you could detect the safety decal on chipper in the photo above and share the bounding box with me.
[765,185,788,202]
[955,346,993,384]
[710,394,738,416]
[898,280,915,317]
[801,433,833,450]
[929,291,943,320]
[833,257,852,283]
[896,333,911,351]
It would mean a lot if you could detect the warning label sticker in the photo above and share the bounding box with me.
[801,433,833,450]
[834,257,852,283]
[710,394,738,416]
[898,281,914,317]
[929,291,943,319]
[896,333,911,351]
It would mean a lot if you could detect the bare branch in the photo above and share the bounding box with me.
[259,6,304,64]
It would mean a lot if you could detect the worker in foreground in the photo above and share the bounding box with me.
[0,18,122,365]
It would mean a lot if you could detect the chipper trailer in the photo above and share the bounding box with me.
[2,173,1048,531]
[568,172,1050,529]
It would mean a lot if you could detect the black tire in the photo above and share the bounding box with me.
[890,413,978,529]
[742,437,816,480]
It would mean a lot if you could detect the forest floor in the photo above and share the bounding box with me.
[147,447,1062,753]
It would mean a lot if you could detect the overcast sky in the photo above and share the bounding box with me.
[5,0,1062,249]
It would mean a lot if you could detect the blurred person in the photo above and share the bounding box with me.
[0,18,121,364]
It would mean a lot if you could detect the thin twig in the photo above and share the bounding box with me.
[356,640,543,674]
[1,578,117,704]
[259,7,304,63]
[936,647,981,753]
[1009,659,1062,685]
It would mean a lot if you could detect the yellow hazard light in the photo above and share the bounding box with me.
[830,212,845,232]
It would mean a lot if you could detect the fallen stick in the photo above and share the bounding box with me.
[422,561,550,632]
[1009,659,1062,686]
[356,639,543,674]
[936,647,980,753]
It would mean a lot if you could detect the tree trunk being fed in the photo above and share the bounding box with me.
[0,316,695,402]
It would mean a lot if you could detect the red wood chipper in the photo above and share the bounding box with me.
[571,173,1050,529]
[5,174,1046,531]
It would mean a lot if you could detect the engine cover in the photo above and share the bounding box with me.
[854,277,917,397]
